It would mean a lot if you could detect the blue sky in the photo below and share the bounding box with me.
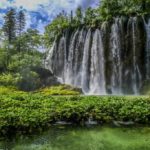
[0,0,99,32]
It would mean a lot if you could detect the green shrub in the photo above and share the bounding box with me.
[8,53,42,72]
[0,71,41,91]
[17,70,41,91]
[0,86,26,95]
[0,73,19,86]
[39,85,82,95]
[0,94,150,135]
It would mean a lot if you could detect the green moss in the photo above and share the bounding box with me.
[140,80,150,95]
[0,86,26,95]
[39,85,82,96]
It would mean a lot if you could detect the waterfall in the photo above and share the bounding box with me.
[56,36,66,79]
[45,39,57,73]
[65,30,80,85]
[129,17,142,94]
[144,18,150,79]
[73,29,86,87]
[110,18,123,94]
[81,29,92,93]
[89,29,106,94]
[45,16,147,95]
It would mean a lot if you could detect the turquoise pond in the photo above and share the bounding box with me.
[1,125,150,150]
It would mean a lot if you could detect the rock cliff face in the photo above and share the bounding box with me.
[45,16,150,95]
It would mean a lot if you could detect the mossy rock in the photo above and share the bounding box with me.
[140,80,150,95]
[39,84,82,96]
[32,67,60,87]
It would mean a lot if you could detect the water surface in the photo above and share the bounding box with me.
[1,126,150,150]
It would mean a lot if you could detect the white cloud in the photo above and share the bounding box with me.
[0,0,97,11]
[0,0,10,8]
[0,0,99,32]
[0,0,74,10]
[12,0,49,10]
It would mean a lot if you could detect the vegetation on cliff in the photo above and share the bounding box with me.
[45,0,150,45]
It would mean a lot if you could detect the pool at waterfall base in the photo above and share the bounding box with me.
[1,125,150,150]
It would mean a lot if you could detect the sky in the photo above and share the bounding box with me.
[0,0,99,33]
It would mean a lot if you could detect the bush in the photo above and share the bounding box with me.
[0,71,41,92]
[0,86,16,94]
[8,53,42,72]
[0,86,26,95]
[0,73,19,86]
[0,94,150,135]
[17,69,41,91]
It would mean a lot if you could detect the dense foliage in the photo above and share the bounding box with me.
[45,0,150,45]
[0,9,45,91]
[99,0,150,20]
[0,89,150,135]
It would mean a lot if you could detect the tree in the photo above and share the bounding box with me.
[0,48,7,72]
[16,10,26,36]
[44,13,69,47]
[70,11,73,23]
[2,9,16,67]
[98,0,150,18]
[3,9,16,44]
[16,10,26,52]
[75,7,83,25]
[20,29,42,52]
[133,0,150,13]
[84,7,95,26]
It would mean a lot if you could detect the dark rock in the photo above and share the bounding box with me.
[32,67,60,87]
[113,121,135,127]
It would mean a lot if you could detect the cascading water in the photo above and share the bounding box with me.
[89,29,106,94]
[129,17,142,94]
[109,18,123,94]
[144,18,150,79]
[45,39,57,73]
[65,29,80,85]
[45,17,147,95]
[81,29,92,93]
[56,36,66,78]
[73,29,86,87]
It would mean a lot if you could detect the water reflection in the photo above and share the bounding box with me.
[0,126,150,150]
